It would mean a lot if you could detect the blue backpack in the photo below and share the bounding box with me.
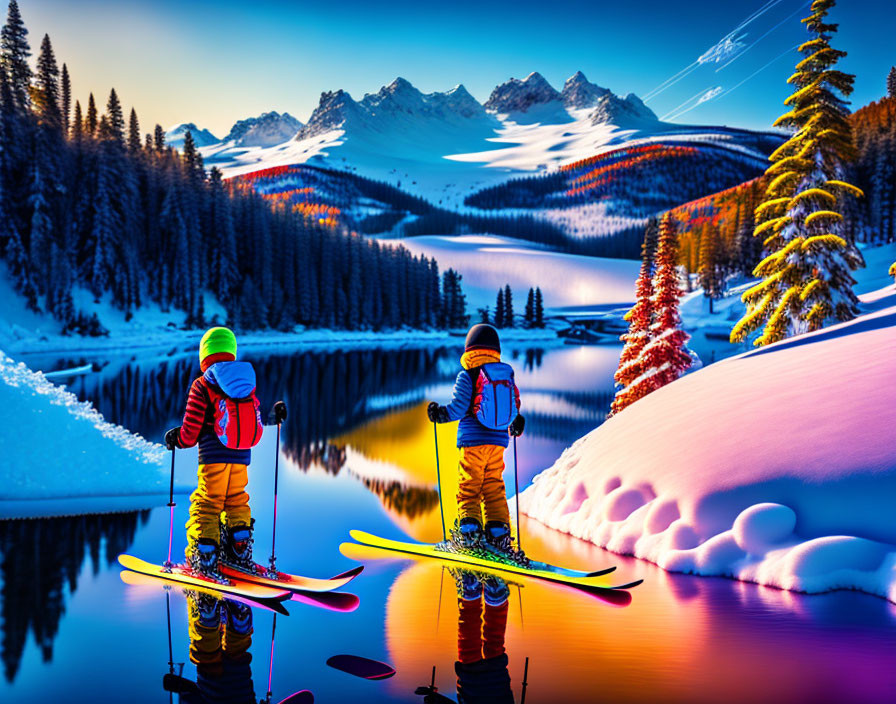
[470,362,517,430]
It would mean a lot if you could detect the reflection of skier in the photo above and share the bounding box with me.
[428,324,526,560]
[180,592,257,704]
[165,327,286,578]
[452,569,514,704]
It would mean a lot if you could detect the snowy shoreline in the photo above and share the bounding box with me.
[5,326,562,360]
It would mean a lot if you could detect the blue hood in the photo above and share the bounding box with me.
[204,361,256,399]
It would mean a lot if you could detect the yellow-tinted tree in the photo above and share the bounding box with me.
[731,0,864,346]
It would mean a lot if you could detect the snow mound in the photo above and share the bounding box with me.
[0,351,167,509]
[520,305,896,602]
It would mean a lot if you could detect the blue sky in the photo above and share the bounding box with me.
[20,0,894,136]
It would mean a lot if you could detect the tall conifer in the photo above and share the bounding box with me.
[731,0,864,346]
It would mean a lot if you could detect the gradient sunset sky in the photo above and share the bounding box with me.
[19,0,894,137]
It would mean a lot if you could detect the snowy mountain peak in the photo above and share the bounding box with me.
[166,123,219,148]
[224,111,303,148]
[590,92,658,125]
[561,71,610,109]
[297,89,363,140]
[484,72,562,113]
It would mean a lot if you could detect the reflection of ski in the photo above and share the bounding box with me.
[118,555,291,602]
[220,563,363,593]
[344,530,643,593]
[119,569,290,615]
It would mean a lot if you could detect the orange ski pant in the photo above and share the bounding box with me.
[457,445,510,526]
[185,463,251,556]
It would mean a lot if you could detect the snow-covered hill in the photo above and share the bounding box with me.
[389,234,640,313]
[520,283,896,603]
[166,122,218,148]
[0,350,168,517]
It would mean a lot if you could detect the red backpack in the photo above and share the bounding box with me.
[201,361,264,450]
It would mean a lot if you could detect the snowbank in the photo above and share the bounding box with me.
[0,350,168,515]
[519,305,896,602]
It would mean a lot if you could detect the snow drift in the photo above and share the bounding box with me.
[520,306,896,602]
[0,351,167,514]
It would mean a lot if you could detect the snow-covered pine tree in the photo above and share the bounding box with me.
[104,88,125,145]
[641,213,693,388]
[525,287,535,328]
[504,284,514,328]
[731,0,864,346]
[888,66,896,99]
[0,0,30,112]
[610,223,658,416]
[534,287,544,328]
[495,288,505,328]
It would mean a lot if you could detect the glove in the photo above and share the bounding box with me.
[427,402,449,423]
[509,415,525,437]
[272,400,288,424]
[164,427,181,451]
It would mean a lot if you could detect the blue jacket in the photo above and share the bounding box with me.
[444,368,519,448]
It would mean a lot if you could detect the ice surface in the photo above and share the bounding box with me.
[0,351,169,512]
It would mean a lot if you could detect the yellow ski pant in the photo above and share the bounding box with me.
[457,445,510,525]
[185,463,251,555]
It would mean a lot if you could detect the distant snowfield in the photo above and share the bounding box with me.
[387,234,640,313]
[0,351,170,517]
[520,296,896,603]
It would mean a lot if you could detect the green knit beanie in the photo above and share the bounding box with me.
[199,327,237,366]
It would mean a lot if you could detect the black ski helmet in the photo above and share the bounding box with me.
[465,323,501,353]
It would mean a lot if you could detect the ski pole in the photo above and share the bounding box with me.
[265,612,278,704]
[433,422,447,542]
[513,435,521,552]
[269,419,282,575]
[165,448,176,571]
[521,656,530,704]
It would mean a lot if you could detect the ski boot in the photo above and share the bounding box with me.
[223,600,253,637]
[187,590,222,630]
[187,538,228,583]
[221,520,261,575]
[483,522,530,567]
[449,567,483,601]
[448,517,484,552]
[483,575,510,607]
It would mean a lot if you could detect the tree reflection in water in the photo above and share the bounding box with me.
[0,512,149,682]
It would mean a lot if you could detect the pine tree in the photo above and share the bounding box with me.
[34,33,60,130]
[698,224,725,313]
[153,123,165,151]
[127,108,141,153]
[104,88,124,144]
[0,0,30,111]
[495,288,505,328]
[644,214,693,387]
[534,287,544,328]
[71,99,82,141]
[503,284,514,328]
[731,0,864,347]
[85,93,97,135]
[610,226,658,416]
[60,62,70,134]
[888,66,896,99]
[524,287,535,327]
